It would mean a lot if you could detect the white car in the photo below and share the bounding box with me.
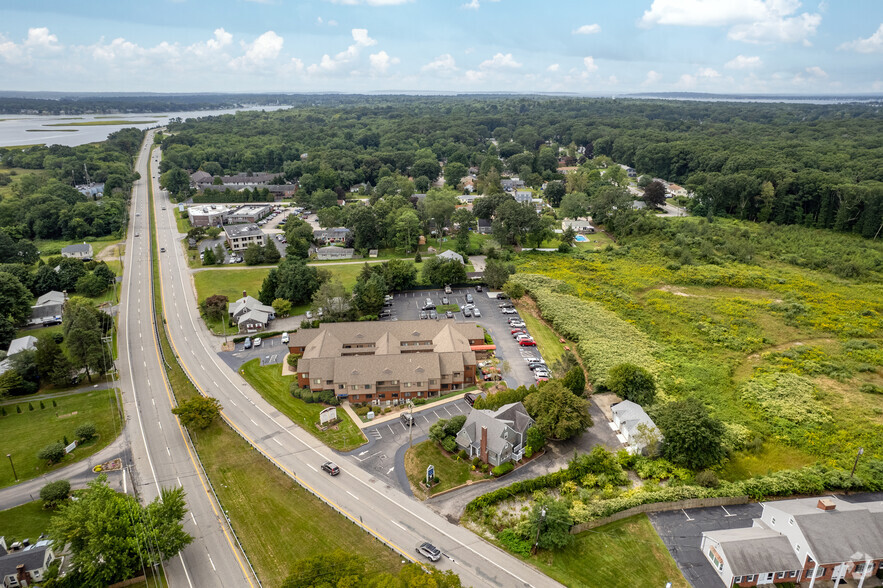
[253,337,262,347]
[281,332,289,344]
[473,308,481,317]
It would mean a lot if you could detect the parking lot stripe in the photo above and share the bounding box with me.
[422,415,430,423]
[681,509,694,521]
[721,506,736,517]
[442,406,452,416]
[387,424,395,435]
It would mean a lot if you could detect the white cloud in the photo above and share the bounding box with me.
[464,69,485,81]
[317,16,324,24]
[805,65,827,77]
[479,52,521,70]
[463,0,480,9]
[230,31,283,69]
[547,63,559,72]
[572,24,601,35]
[640,0,820,44]
[24,27,59,49]
[838,23,883,53]
[583,56,598,72]
[725,54,762,69]
[369,50,399,74]
[422,53,457,73]
[678,73,697,87]
[873,80,883,91]
[307,28,377,74]
[643,70,663,85]
[697,67,720,78]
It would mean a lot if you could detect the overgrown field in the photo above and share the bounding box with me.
[513,218,883,468]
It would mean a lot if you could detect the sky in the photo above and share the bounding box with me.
[1,0,881,94]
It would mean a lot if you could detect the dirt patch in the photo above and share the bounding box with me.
[658,285,696,297]
[96,242,124,262]
[592,392,622,421]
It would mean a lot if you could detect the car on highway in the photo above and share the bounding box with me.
[254,337,262,347]
[472,308,481,317]
[135,233,140,237]
[417,542,441,562]
[519,339,537,346]
[160,247,166,253]
[244,337,253,349]
[321,461,340,476]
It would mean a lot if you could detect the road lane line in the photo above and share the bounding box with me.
[166,447,171,456]
[191,512,197,525]
[346,491,360,501]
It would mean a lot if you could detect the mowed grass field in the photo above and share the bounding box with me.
[0,501,56,543]
[0,389,123,488]
[532,515,688,588]
[404,440,487,497]
[239,359,365,451]
[35,233,122,258]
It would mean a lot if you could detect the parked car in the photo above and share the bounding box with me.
[445,310,453,319]
[420,310,428,320]
[305,310,313,319]
[499,302,514,308]
[243,337,252,349]
[318,307,324,317]
[473,308,481,317]
[511,327,527,334]
[519,339,537,346]
[442,297,449,305]
[401,413,415,427]
[463,308,472,318]
[281,332,290,344]
[444,284,452,294]
[422,303,436,311]
[379,309,391,318]
[417,542,441,562]
[465,294,474,304]
[475,285,483,292]
[321,461,340,476]
[502,308,518,314]
[497,293,508,300]
[429,310,438,319]
[464,392,478,407]
[254,337,262,347]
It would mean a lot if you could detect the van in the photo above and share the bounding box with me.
[400,413,415,427]
[281,332,290,344]
[465,293,474,304]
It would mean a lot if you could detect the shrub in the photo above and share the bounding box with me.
[526,427,545,453]
[441,436,459,453]
[739,372,831,435]
[458,450,469,461]
[492,462,514,477]
[75,422,97,442]
[16,406,21,413]
[606,363,656,405]
[37,442,65,464]
[695,470,720,488]
[28,403,34,411]
[860,383,883,395]
[497,529,532,558]
[39,401,45,409]
[40,479,71,508]
[444,415,467,437]
[287,353,301,367]
[472,457,481,467]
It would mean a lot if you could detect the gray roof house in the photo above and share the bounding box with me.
[61,242,93,260]
[237,309,270,333]
[0,538,56,588]
[229,295,275,327]
[313,227,351,245]
[316,246,354,261]
[501,178,525,191]
[455,402,534,466]
[514,190,533,204]
[477,219,492,234]
[562,219,595,234]
[28,291,66,327]
[437,250,465,265]
[6,336,37,356]
[701,496,883,588]
[611,400,660,455]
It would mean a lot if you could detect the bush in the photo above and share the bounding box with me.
[40,479,71,508]
[695,470,720,488]
[441,436,458,453]
[75,422,97,442]
[37,442,65,464]
[458,450,469,461]
[497,529,532,558]
[287,354,301,367]
[492,462,514,477]
[606,363,656,406]
[526,427,545,453]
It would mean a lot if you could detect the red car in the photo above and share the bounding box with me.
[519,339,536,346]
[511,328,526,334]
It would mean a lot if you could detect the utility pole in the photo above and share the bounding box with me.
[851,447,864,477]
[531,506,547,555]
[7,454,17,481]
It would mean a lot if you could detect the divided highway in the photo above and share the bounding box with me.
[150,147,563,587]
[119,132,255,587]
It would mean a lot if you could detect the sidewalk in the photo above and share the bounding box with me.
[342,391,470,430]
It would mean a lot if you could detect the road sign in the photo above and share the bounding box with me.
[319,406,337,425]
[426,464,435,484]
[64,441,77,454]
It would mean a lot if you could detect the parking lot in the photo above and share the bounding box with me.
[343,398,471,494]
[382,287,543,389]
[648,503,762,588]
[218,333,290,369]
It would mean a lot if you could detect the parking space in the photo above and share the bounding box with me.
[648,503,761,588]
[345,399,471,492]
[382,288,542,389]
[217,334,290,369]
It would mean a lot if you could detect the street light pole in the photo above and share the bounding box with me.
[408,400,414,448]
[7,454,17,481]
[851,447,864,477]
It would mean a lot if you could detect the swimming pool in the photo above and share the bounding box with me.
[574,235,589,242]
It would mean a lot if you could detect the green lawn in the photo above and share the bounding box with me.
[174,209,191,234]
[573,231,617,250]
[239,359,365,451]
[194,268,270,303]
[531,514,688,588]
[35,234,122,258]
[404,440,488,497]
[0,389,123,488]
[0,501,56,544]
[719,442,816,482]
[517,306,569,370]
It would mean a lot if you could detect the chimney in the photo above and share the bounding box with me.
[480,426,488,464]
[243,290,247,299]
[817,498,836,511]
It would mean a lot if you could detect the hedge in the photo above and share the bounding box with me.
[492,462,514,477]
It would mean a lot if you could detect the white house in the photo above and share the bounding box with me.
[610,400,660,454]
[0,538,57,588]
[437,250,465,265]
[61,242,93,260]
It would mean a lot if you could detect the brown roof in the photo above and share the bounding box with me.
[289,320,483,351]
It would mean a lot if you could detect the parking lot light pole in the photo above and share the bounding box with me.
[851,447,864,477]
[408,400,414,448]
[7,454,17,481]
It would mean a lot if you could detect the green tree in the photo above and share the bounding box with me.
[50,475,192,586]
[37,442,65,464]
[200,294,228,322]
[560,225,577,247]
[312,279,350,320]
[559,192,591,219]
[263,241,281,264]
[347,205,381,250]
[526,426,545,453]
[422,256,466,286]
[544,180,566,207]
[242,243,264,265]
[412,158,441,182]
[93,262,116,286]
[473,192,513,220]
[562,366,586,396]
[421,190,458,235]
[643,180,667,208]
[202,246,217,266]
[171,396,222,430]
[75,273,107,298]
[590,185,631,224]
[352,273,387,316]
[382,258,418,291]
[444,162,468,190]
[395,208,422,252]
[271,298,292,317]
[32,264,62,296]
[273,258,320,305]
[492,199,538,245]
[527,497,574,551]
[159,167,191,196]
[62,297,109,382]
[605,165,628,187]
[606,363,656,406]
[483,258,515,290]
[40,479,71,509]
[35,335,73,386]
[0,271,31,324]
[653,399,726,470]
[523,380,592,440]
[75,422,97,442]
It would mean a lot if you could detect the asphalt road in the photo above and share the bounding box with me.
[153,157,563,586]
[121,134,256,587]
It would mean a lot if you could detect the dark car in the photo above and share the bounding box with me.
[475,285,483,292]
[417,542,441,562]
[497,293,508,300]
[464,392,478,407]
[400,413,415,427]
[321,461,340,476]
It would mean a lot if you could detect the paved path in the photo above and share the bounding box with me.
[0,435,130,511]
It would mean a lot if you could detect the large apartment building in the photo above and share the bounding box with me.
[288,321,484,404]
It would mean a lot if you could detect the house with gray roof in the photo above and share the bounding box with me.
[455,402,534,466]
[28,291,65,327]
[313,227,351,245]
[229,294,275,327]
[701,496,883,588]
[562,219,595,234]
[61,242,93,260]
[436,250,465,265]
[0,539,56,588]
[223,224,265,251]
[6,336,37,357]
[611,400,660,455]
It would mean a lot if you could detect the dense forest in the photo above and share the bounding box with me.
[157,96,882,238]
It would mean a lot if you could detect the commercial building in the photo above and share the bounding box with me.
[313,227,351,245]
[188,205,231,227]
[227,205,271,225]
[223,224,266,251]
[289,321,484,405]
[701,496,883,587]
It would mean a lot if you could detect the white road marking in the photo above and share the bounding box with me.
[306,464,317,472]
[177,477,182,487]
[387,467,395,475]
[391,520,406,531]
[273,438,283,446]
[346,491,360,501]
[208,554,216,571]
[721,506,736,517]
[191,512,197,525]
[682,509,694,521]
[387,424,395,435]
[250,418,258,425]
[158,421,162,430]
[166,447,171,456]
[152,398,155,406]
[443,406,452,416]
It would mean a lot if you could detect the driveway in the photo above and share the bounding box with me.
[218,333,290,369]
[383,287,542,389]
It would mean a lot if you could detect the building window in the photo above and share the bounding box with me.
[365,384,371,389]
[314,378,322,384]
[366,394,373,399]
[707,549,723,572]
[777,572,785,578]
[338,384,345,389]
[746,575,755,581]
[771,517,776,525]
[734,577,741,583]
[789,571,797,578]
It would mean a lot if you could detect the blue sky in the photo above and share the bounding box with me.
[1,0,881,93]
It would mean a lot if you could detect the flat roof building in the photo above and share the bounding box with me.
[223,224,266,251]
[227,205,271,225]
[188,205,231,227]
